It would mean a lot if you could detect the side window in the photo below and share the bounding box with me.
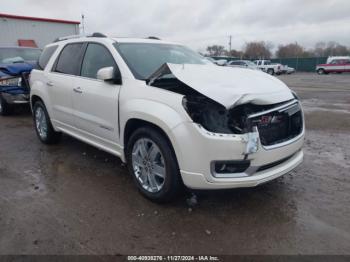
[81,43,116,79]
[54,43,84,75]
[38,45,58,70]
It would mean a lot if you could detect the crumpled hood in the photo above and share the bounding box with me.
[164,63,294,109]
[0,62,34,77]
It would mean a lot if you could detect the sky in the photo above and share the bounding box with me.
[1,0,350,52]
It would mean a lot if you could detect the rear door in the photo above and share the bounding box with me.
[72,42,121,147]
[345,60,350,72]
[46,43,85,129]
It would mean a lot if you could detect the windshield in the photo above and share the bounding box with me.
[114,43,206,80]
[0,48,41,64]
[245,61,256,67]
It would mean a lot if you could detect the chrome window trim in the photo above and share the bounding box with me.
[247,99,298,119]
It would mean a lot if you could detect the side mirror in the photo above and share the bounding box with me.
[97,67,122,85]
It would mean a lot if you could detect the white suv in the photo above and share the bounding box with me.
[30,34,304,202]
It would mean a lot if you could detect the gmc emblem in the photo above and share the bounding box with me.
[260,115,271,125]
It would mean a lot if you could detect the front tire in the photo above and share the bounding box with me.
[33,101,61,144]
[267,68,274,75]
[0,95,13,116]
[126,127,182,203]
[317,68,326,75]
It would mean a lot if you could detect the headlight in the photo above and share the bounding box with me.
[0,77,22,87]
[291,91,300,100]
[182,96,242,134]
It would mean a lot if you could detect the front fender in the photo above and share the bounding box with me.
[30,80,54,118]
[120,98,186,139]
[120,98,188,162]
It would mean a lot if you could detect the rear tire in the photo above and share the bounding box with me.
[317,68,326,75]
[0,95,13,116]
[267,68,274,75]
[33,101,61,144]
[126,126,182,203]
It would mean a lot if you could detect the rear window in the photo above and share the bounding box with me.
[38,45,58,70]
[54,43,84,75]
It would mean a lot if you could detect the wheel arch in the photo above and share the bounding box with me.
[30,95,43,109]
[123,118,180,166]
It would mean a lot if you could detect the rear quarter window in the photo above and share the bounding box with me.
[54,43,84,75]
[38,45,58,70]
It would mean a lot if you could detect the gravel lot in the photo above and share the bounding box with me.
[0,73,349,255]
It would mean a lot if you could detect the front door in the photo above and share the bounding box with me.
[72,43,121,148]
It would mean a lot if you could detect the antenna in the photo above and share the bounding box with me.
[81,14,85,35]
[229,35,232,53]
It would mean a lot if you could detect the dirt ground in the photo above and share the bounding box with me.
[0,73,349,255]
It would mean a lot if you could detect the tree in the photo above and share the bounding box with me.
[324,42,349,56]
[314,42,326,57]
[206,45,226,56]
[276,43,305,58]
[243,41,271,59]
[227,49,243,58]
[312,42,349,57]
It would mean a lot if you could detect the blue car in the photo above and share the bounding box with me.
[0,47,41,116]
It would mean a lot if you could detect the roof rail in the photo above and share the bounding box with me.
[53,34,83,43]
[53,32,107,43]
[147,36,161,40]
[89,32,107,38]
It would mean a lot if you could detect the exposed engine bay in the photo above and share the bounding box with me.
[149,67,303,147]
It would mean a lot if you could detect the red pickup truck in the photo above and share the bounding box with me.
[316,59,350,75]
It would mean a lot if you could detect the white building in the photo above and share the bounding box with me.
[0,13,80,48]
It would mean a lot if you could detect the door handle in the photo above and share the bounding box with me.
[73,87,83,94]
[46,81,54,87]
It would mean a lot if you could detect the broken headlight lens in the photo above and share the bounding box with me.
[0,77,22,87]
[182,96,236,134]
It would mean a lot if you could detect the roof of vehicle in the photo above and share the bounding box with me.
[230,60,253,62]
[112,37,178,45]
[48,33,180,47]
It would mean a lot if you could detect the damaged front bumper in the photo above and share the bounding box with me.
[1,91,29,104]
[0,63,33,104]
[170,121,304,190]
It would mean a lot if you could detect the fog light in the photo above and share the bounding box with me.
[214,161,250,174]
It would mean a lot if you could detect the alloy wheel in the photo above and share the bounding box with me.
[131,138,166,193]
[35,107,48,140]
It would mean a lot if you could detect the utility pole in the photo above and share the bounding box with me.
[81,14,85,35]
[229,35,232,54]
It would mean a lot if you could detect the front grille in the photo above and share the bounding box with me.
[249,102,303,146]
